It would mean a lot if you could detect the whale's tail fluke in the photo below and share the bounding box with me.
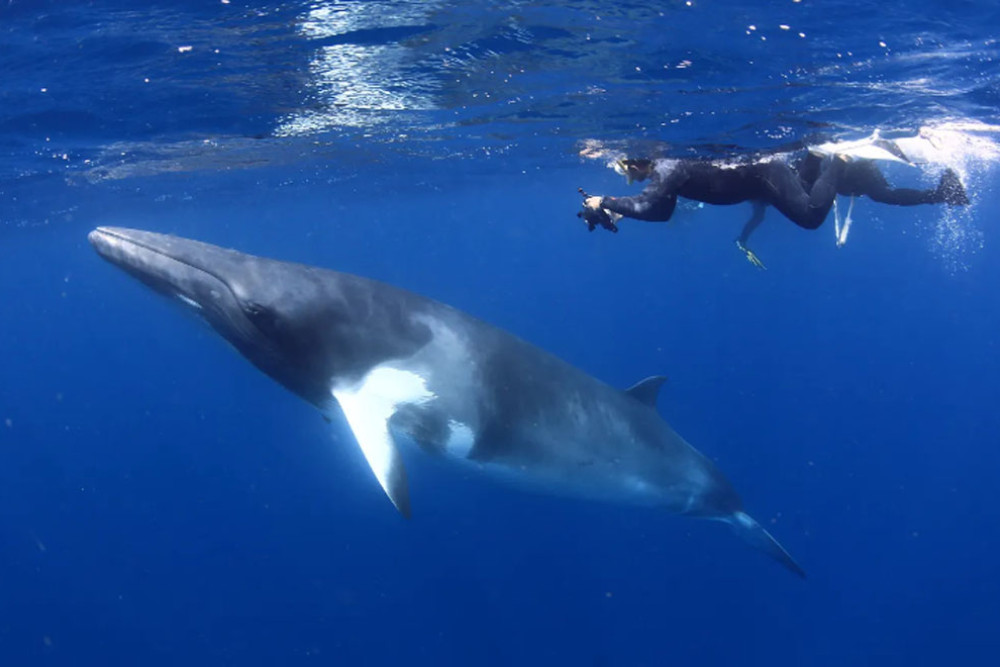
[728,511,806,578]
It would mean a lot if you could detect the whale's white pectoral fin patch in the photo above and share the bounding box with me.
[332,367,436,519]
[336,394,413,518]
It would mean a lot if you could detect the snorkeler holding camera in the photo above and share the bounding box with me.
[579,136,969,268]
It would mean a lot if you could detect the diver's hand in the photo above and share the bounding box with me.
[735,239,767,270]
[578,206,618,233]
[576,188,618,232]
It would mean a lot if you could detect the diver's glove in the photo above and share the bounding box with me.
[735,239,767,270]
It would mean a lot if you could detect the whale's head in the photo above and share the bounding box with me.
[89,227,431,408]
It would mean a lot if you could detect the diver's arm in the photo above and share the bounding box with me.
[582,188,677,223]
[600,191,678,221]
[599,163,688,221]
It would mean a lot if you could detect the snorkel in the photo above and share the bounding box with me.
[612,158,632,183]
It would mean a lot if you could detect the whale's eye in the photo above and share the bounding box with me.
[243,301,266,317]
[242,300,281,333]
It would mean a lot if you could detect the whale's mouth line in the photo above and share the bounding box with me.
[90,226,234,308]
[89,226,282,366]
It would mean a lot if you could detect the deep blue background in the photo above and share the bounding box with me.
[2,1,1000,665]
[3,162,999,666]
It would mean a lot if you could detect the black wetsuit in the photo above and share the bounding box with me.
[796,153,956,205]
[599,157,845,230]
[735,153,967,245]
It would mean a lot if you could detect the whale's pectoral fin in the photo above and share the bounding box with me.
[624,375,668,407]
[729,511,806,578]
[333,368,436,519]
[336,399,412,518]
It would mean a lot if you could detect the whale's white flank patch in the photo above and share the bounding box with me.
[445,420,474,459]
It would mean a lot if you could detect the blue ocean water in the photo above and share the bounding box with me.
[2,1,1000,665]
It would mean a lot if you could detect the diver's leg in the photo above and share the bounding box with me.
[737,200,767,245]
[844,162,937,205]
[761,159,843,229]
[843,162,968,206]
[735,201,768,269]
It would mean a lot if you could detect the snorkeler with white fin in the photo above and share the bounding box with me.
[581,133,969,268]
[735,151,968,259]
[579,154,847,269]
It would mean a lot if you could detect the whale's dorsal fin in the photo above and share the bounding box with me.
[624,375,668,407]
[332,367,436,518]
